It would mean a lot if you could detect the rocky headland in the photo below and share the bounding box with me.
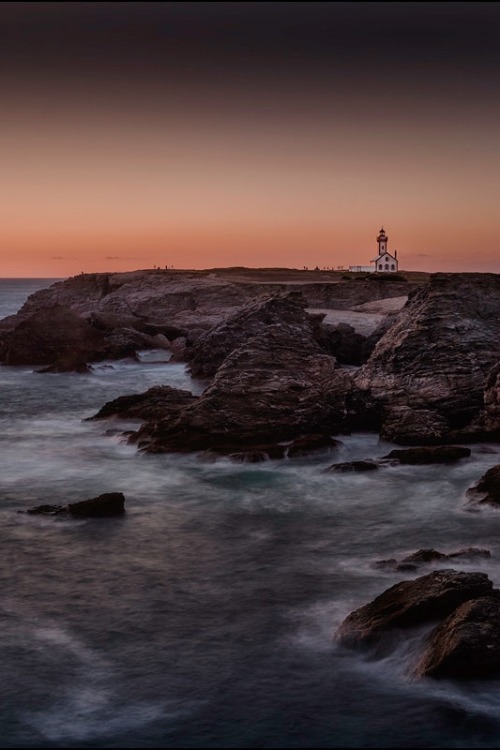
[1,269,499,454]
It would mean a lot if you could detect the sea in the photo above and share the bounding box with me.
[1,278,500,748]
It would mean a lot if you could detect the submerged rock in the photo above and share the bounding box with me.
[334,569,497,647]
[373,547,491,572]
[325,460,378,473]
[26,492,125,518]
[381,446,471,464]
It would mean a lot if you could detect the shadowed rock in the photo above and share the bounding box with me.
[88,386,198,422]
[466,465,500,507]
[413,597,500,679]
[334,569,497,647]
[132,324,353,454]
[26,493,125,518]
[382,446,471,464]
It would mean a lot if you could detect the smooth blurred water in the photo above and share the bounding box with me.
[1,281,500,748]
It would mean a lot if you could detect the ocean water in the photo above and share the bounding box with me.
[1,279,500,748]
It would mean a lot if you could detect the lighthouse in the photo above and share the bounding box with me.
[377,227,388,255]
[372,226,399,272]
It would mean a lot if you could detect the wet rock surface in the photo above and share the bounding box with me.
[334,569,497,647]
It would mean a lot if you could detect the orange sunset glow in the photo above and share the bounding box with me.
[1,2,500,277]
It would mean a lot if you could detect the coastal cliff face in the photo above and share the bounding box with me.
[1,269,499,448]
[354,273,500,444]
[0,269,413,369]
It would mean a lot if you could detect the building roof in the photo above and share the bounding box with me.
[372,251,397,262]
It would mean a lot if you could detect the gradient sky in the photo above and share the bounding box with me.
[1,2,500,276]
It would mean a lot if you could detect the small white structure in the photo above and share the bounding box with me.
[372,227,398,272]
[349,227,399,273]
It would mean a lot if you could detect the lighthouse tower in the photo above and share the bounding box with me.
[371,226,399,272]
[377,227,388,255]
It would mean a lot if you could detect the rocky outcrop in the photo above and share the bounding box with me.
[187,292,321,377]
[354,273,500,444]
[0,269,421,367]
[26,492,125,517]
[466,465,500,507]
[0,303,167,370]
[413,597,500,679]
[0,304,103,367]
[88,386,198,422]
[132,323,353,454]
[381,446,471,464]
[335,569,496,647]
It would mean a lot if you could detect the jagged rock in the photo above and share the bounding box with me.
[187,292,321,378]
[334,569,497,647]
[132,324,353,454]
[354,273,500,444]
[26,492,125,517]
[88,386,198,422]
[382,446,471,464]
[325,460,378,473]
[466,465,500,507]
[413,597,500,679]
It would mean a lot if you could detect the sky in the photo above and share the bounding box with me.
[1,1,500,277]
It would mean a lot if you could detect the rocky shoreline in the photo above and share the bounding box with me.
[4,268,500,679]
[2,270,498,453]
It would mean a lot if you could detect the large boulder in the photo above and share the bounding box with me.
[335,569,497,647]
[132,324,353,454]
[187,292,322,378]
[354,273,500,444]
[413,597,500,679]
[482,362,500,437]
